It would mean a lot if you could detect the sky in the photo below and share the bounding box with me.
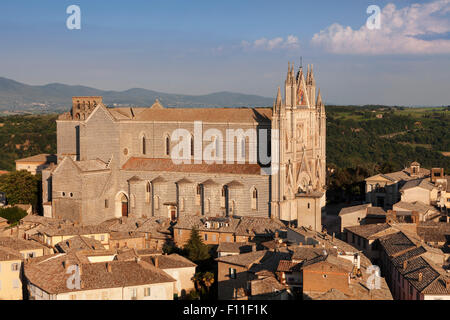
[0,0,449,106]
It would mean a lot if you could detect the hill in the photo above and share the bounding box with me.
[0,77,274,113]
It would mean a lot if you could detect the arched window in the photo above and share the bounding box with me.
[190,135,194,157]
[145,182,151,203]
[251,187,258,210]
[230,200,236,215]
[142,136,146,155]
[241,137,246,159]
[165,135,170,156]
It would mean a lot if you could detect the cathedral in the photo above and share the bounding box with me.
[42,63,326,231]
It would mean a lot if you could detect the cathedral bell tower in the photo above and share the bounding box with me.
[271,62,326,231]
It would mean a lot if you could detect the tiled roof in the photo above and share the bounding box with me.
[234,217,287,237]
[24,252,176,294]
[39,225,109,237]
[345,223,392,240]
[339,204,371,216]
[55,235,105,253]
[0,236,46,251]
[400,179,435,192]
[250,276,286,297]
[367,207,387,216]
[248,250,292,275]
[15,154,56,164]
[379,231,417,256]
[217,242,254,254]
[109,231,145,240]
[0,246,22,261]
[144,254,197,269]
[21,215,67,227]
[417,222,450,243]
[393,201,437,214]
[122,157,263,175]
[215,250,266,268]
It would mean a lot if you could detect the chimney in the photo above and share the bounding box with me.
[418,272,423,282]
[153,256,159,268]
[332,233,335,242]
[252,244,257,252]
[403,260,408,270]
[106,262,112,273]
[445,278,450,289]
[275,231,279,239]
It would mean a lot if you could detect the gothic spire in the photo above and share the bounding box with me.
[316,88,323,106]
[274,86,282,112]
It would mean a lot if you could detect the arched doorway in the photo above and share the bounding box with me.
[115,192,129,218]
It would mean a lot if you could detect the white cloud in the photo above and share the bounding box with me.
[311,0,450,55]
[241,35,300,51]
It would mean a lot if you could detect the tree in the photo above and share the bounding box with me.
[0,207,27,225]
[202,272,215,292]
[184,228,210,263]
[0,170,40,211]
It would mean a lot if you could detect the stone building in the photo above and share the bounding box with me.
[42,63,326,230]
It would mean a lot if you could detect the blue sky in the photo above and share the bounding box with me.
[0,0,449,106]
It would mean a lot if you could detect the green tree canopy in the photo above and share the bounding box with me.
[0,207,27,225]
[0,170,40,210]
[184,228,210,263]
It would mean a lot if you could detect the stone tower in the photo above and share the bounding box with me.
[271,62,326,231]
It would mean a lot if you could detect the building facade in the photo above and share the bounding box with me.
[43,63,326,230]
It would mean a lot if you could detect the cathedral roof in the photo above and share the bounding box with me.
[115,107,272,123]
[121,157,263,175]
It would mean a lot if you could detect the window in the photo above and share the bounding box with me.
[241,138,246,159]
[220,186,226,208]
[212,234,217,242]
[101,235,105,241]
[142,136,146,155]
[62,192,66,197]
[307,203,310,209]
[11,263,19,271]
[145,182,151,203]
[323,274,327,278]
[28,252,35,258]
[165,135,170,156]
[251,188,258,210]
[144,287,151,297]
[12,279,20,289]
[154,196,160,210]
[69,193,73,197]
[205,199,210,213]
[180,198,185,211]
[195,185,202,206]
[226,236,231,242]
[105,199,109,208]
[190,135,194,157]
[204,234,208,241]
[229,268,237,279]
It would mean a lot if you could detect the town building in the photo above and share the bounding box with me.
[365,162,430,209]
[41,63,326,231]
[24,250,177,300]
[0,237,47,300]
[15,154,56,175]
[338,203,386,233]
[173,215,287,247]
